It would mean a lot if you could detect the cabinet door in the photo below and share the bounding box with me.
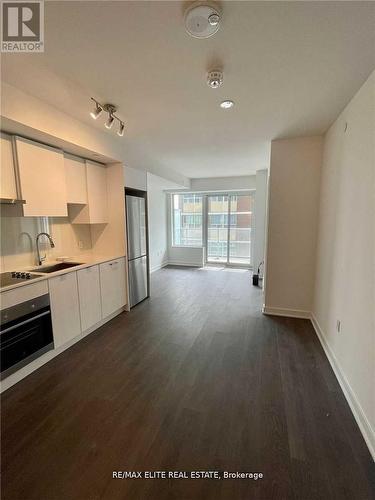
[69,161,108,224]
[100,258,126,318]
[15,137,68,216]
[0,133,17,200]
[49,272,81,348]
[77,265,102,332]
[64,154,87,204]
[86,161,108,223]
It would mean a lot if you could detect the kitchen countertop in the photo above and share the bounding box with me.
[0,254,126,293]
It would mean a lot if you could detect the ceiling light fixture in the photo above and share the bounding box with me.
[90,98,125,137]
[207,70,223,89]
[220,100,234,109]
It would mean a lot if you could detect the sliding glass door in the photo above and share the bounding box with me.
[229,194,253,265]
[206,193,254,266]
[207,195,229,263]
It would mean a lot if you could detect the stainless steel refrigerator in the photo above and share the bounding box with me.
[126,192,149,307]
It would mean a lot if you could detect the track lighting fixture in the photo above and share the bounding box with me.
[90,98,126,137]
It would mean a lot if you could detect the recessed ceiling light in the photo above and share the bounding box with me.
[220,100,234,109]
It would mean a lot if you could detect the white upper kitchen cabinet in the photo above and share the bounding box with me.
[15,137,68,216]
[64,154,87,204]
[100,258,127,318]
[49,272,81,348]
[77,265,102,332]
[69,161,108,224]
[0,133,18,201]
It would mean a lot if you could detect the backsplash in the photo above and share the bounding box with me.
[0,216,92,271]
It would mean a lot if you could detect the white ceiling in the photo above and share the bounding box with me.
[2,1,375,179]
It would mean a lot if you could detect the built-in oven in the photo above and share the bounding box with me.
[0,294,54,379]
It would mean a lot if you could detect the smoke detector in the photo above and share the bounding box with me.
[184,2,221,39]
[207,70,223,89]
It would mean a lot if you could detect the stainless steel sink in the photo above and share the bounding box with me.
[30,262,84,274]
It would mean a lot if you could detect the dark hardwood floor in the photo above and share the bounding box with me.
[1,266,374,500]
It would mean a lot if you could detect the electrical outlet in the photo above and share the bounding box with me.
[336,320,341,333]
[78,240,84,249]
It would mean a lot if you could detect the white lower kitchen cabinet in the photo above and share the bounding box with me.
[99,258,127,318]
[49,272,81,348]
[77,265,102,332]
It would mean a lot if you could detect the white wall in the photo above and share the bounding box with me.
[252,169,268,272]
[190,175,256,192]
[264,136,323,317]
[313,71,375,457]
[124,166,147,191]
[147,173,187,272]
[147,173,168,272]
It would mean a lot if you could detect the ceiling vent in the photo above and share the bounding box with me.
[184,2,221,39]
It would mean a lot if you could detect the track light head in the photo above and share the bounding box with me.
[90,102,102,120]
[103,103,116,129]
[117,122,125,137]
[105,113,115,129]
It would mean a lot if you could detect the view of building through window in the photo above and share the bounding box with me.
[172,194,203,246]
[172,192,254,266]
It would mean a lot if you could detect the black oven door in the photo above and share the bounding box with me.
[1,295,54,379]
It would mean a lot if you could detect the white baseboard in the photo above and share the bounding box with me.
[150,261,169,274]
[262,305,311,319]
[311,314,375,461]
[0,306,126,393]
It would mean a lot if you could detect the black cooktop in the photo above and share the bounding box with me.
[0,272,41,288]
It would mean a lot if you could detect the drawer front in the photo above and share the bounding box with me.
[1,281,48,310]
